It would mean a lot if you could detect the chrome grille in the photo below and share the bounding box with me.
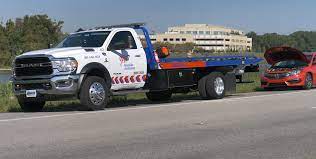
[14,57,53,76]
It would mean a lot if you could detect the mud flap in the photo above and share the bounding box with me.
[225,72,236,95]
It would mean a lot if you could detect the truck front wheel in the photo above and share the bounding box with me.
[146,90,172,101]
[17,97,45,112]
[79,76,109,110]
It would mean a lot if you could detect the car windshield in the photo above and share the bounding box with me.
[271,60,308,68]
[56,31,110,48]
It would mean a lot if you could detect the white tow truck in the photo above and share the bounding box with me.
[12,23,261,111]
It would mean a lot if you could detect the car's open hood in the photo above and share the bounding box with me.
[264,47,308,65]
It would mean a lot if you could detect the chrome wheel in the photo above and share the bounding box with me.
[306,74,313,89]
[89,82,105,105]
[214,77,225,95]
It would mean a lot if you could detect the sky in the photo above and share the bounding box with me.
[0,0,316,34]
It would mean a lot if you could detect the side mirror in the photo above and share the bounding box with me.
[156,46,170,58]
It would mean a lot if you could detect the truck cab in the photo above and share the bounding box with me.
[12,23,262,112]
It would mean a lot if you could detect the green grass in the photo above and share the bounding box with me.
[236,72,262,93]
[0,73,261,112]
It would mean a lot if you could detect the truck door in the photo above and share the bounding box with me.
[106,31,147,90]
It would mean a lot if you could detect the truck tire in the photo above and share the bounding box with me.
[205,72,226,99]
[17,97,45,112]
[303,73,313,90]
[79,76,109,110]
[146,90,172,101]
[198,76,208,99]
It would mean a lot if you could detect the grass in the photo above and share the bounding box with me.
[0,73,262,112]
[236,72,262,93]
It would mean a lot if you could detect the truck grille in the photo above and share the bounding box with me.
[15,57,53,76]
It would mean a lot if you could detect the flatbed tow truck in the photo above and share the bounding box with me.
[12,23,262,111]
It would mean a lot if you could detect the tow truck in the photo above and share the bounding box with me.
[12,23,262,111]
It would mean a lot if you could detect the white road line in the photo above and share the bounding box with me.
[0,90,315,123]
[312,107,316,109]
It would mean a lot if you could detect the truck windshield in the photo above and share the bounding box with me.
[56,31,110,48]
[272,60,308,68]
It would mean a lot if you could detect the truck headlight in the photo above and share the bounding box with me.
[52,58,78,72]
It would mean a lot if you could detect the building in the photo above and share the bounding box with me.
[148,24,252,52]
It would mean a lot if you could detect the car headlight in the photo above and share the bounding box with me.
[288,70,301,76]
[52,58,78,72]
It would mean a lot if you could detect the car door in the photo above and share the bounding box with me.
[105,30,147,90]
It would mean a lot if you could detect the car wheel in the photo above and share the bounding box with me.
[303,73,313,90]
[17,97,45,112]
[80,76,109,110]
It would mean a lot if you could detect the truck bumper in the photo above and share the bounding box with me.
[12,74,81,99]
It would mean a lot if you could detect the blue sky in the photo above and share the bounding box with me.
[0,0,315,34]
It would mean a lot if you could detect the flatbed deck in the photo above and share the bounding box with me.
[159,56,262,69]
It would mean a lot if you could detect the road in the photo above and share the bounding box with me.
[0,90,316,159]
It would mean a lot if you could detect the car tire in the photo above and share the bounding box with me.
[17,97,45,112]
[204,72,226,99]
[146,90,172,101]
[79,76,109,110]
[303,73,313,90]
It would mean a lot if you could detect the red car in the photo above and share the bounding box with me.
[261,46,316,90]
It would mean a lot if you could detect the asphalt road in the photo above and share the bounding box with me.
[0,90,316,159]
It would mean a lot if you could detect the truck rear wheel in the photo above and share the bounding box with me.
[198,76,208,99]
[199,72,226,99]
[146,90,172,101]
[17,97,45,112]
[79,76,109,110]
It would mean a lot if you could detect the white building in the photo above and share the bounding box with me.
[149,24,252,52]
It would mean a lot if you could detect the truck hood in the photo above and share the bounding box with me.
[20,47,97,58]
[264,47,308,65]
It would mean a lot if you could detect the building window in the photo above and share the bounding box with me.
[195,39,224,41]
[182,38,186,42]
[186,31,191,34]
[199,31,204,34]
[169,38,174,41]
[193,31,198,35]
[151,39,157,41]
[163,38,168,42]
[225,39,230,41]
[197,44,224,47]
[180,31,184,34]
[205,31,210,35]
[176,38,180,41]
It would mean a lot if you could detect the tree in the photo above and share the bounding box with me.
[0,14,65,67]
[246,31,316,53]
